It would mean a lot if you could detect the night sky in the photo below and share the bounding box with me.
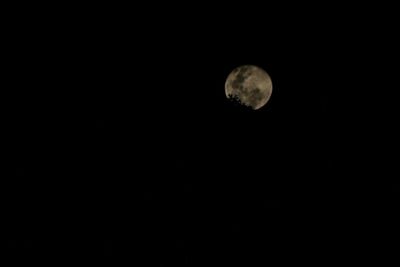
[6,4,399,266]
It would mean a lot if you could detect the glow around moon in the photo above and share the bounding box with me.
[225,65,273,110]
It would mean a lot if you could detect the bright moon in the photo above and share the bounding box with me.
[225,65,273,110]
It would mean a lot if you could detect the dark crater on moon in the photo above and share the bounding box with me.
[231,66,252,91]
[247,87,264,107]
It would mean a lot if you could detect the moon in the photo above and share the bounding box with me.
[225,65,273,110]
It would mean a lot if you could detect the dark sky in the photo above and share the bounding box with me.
[6,4,399,266]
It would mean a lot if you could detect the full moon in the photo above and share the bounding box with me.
[225,65,273,110]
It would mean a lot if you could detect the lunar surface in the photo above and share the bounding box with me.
[225,65,273,110]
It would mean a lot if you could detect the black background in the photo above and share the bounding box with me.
[5,3,399,266]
